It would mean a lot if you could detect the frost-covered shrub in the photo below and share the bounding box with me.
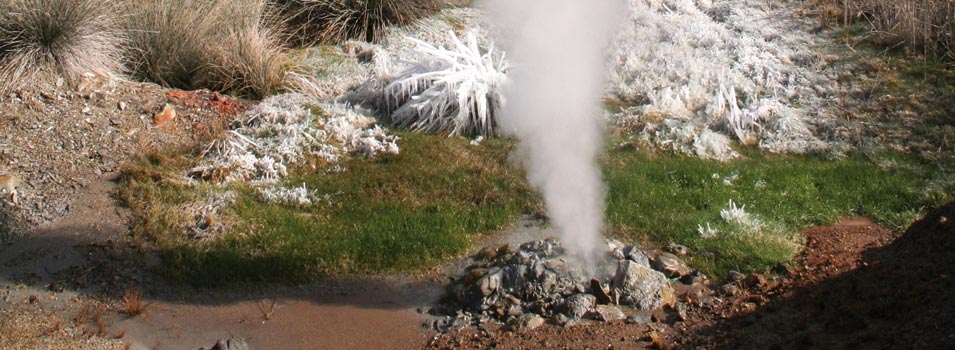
[610,0,836,155]
[650,120,738,161]
[697,222,719,239]
[383,31,508,137]
[698,199,764,239]
[189,93,399,183]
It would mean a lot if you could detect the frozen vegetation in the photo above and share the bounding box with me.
[188,94,399,203]
[307,1,844,160]
[383,32,507,137]
[609,0,839,160]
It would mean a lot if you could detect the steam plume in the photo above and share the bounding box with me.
[488,0,624,269]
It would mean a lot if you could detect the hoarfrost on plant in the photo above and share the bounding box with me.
[610,0,836,156]
[720,199,761,231]
[189,94,399,184]
[257,183,317,207]
[383,31,508,137]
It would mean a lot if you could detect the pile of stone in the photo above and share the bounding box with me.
[434,239,704,331]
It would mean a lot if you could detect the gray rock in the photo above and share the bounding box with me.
[626,312,653,325]
[554,313,571,326]
[666,243,689,256]
[624,246,651,266]
[511,313,545,332]
[507,304,523,317]
[680,270,708,285]
[590,279,612,305]
[719,284,741,296]
[561,293,596,319]
[610,247,626,260]
[606,239,626,251]
[652,252,691,278]
[200,338,249,350]
[477,267,503,296]
[725,270,745,283]
[592,304,626,322]
[675,302,689,321]
[612,260,676,311]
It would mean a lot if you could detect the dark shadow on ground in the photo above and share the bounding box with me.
[693,202,955,350]
[0,176,443,313]
[0,229,444,311]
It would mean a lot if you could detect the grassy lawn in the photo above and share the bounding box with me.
[121,132,532,286]
[121,126,948,285]
[605,145,946,276]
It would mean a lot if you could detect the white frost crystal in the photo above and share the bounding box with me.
[611,0,835,157]
[257,183,316,207]
[383,31,508,137]
[720,199,761,231]
[190,94,399,184]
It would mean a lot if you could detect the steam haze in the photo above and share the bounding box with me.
[488,0,625,270]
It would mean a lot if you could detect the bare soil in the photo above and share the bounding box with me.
[0,76,244,240]
[0,78,246,349]
[685,204,955,350]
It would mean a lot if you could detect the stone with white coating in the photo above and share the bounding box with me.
[612,260,676,311]
[592,304,626,322]
[652,252,691,278]
[561,293,596,319]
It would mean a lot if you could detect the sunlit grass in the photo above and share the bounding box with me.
[121,125,949,285]
[604,144,944,276]
[121,131,531,286]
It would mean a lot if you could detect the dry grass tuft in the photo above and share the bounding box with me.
[276,0,442,46]
[858,0,955,58]
[203,1,293,99]
[121,0,294,98]
[119,0,217,89]
[816,0,955,59]
[0,0,123,94]
[256,299,279,321]
[122,288,148,317]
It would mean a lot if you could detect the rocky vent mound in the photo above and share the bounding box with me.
[434,239,705,331]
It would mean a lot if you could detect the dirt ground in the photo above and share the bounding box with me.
[427,207,955,350]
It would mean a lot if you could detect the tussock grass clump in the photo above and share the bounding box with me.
[817,0,955,59]
[203,2,292,99]
[120,0,293,98]
[858,0,955,59]
[276,0,441,45]
[119,0,217,89]
[0,0,123,93]
[122,288,148,317]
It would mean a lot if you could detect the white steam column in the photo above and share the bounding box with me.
[489,0,625,271]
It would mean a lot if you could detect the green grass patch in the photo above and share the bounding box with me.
[121,132,531,286]
[121,122,948,286]
[604,146,944,277]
